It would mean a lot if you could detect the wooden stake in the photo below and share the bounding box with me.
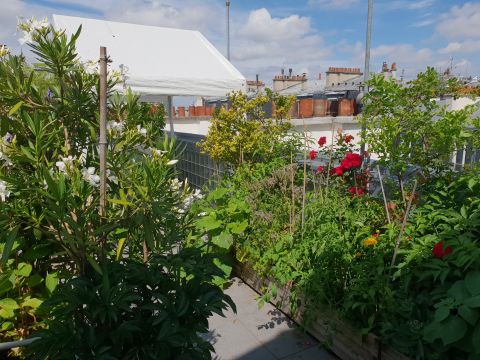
[301,119,307,234]
[290,152,295,234]
[390,179,418,268]
[377,165,391,224]
[99,46,107,218]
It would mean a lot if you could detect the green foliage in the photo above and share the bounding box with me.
[360,68,475,180]
[0,19,233,358]
[199,90,296,166]
[28,250,235,360]
[386,172,480,358]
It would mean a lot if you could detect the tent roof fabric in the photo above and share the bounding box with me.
[53,15,246,97]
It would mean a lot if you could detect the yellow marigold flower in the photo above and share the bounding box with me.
[363,236,378,247]
[354,252,363,258]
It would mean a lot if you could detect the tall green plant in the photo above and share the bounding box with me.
[199,90,296,166]
[360,68,475,191]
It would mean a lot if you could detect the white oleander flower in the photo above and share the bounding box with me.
[81,167,100,187]
[17,17,49,45]
[171,178,181,191]
[107,121,125,134]
[149,148,167,156]
[107,169,118,184]
[0,180,10,201]
[166,159,178,166]
[0,151,12,166]
[0,45,9,57]
[55,155,75,174]
[137,125,147,136]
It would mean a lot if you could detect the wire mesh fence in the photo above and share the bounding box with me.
[174,131,479,192]
[175,132,227,189]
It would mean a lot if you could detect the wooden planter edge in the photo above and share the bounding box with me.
[233,261,410,360]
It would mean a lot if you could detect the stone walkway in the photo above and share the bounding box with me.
[206,278,336,360]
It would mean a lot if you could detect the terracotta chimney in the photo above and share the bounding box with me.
[391,62,397,71]
[382,61,389,72]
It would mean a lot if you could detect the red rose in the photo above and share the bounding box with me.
[316,166,324,173]
[332,166,344,176]
[318,136,327,147]
[309,150,317,160]
[433,241,453,260]
[348,187,364,196]
[340,153,362,170]
[345,134,354,143]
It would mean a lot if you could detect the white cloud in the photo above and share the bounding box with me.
[238,8,311,42]
[412,18,436,27]
[372,44,432,64]
[308,0,359,9]
[232,8,331,80]
[436,3,480,39]
[439,40,480,54]
[387,0,435,10]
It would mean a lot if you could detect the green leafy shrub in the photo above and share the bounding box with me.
[0,18,233,359]
[198,90,297,166]
[28,249,234,360]
[386,172,480,358]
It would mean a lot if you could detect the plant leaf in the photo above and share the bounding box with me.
[8,101,23,116]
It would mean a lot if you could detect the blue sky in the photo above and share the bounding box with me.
[2,0,479,82]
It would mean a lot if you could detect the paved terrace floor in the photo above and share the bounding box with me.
[205,277,337,360]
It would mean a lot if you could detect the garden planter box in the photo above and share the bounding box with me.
[233,261,410,360]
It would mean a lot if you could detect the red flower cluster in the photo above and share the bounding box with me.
[318,136,327,147]
[332,166,343,176]
[340,153,362,170]
[347,187,364,196]
[316,165,324,173]
[433,242,453,260]
[309,150,317,160]
[344,134,354,143]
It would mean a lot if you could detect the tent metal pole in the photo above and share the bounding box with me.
[99,46,107,218]
[168,96,174,137]
[360,0,373,157]
[226,0,231,60]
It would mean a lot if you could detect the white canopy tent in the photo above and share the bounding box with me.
[53,14,246,133]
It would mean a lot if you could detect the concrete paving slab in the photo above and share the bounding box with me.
[280,345,334,360]
[207,277,336,360]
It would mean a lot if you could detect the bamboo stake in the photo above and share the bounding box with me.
[290,152,295,234]
[99,47,107,218]
[377,165,391,224]
[301,119,307,234]
[390,179,418,268]
[325,122,336,198]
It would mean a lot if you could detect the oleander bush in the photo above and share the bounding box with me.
[0,19,233,359]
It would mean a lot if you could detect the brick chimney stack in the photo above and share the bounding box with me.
[273,68,308,92]
[325,67,363,87]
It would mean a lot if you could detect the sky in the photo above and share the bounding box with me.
[1,0,479,84]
